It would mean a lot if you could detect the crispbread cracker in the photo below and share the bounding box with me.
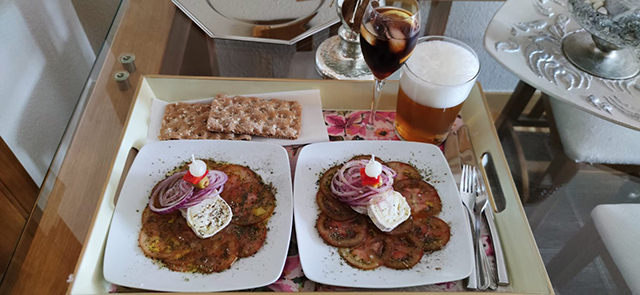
[206,95,302,139]
[159,102,251,141]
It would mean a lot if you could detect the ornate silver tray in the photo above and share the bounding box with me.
[173,0,339,45]
[485,0,640,131]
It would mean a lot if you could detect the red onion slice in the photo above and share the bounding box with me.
[330,159,397,206]
[149,169,229,214]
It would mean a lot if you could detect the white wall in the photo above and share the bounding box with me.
[0,0,98,186]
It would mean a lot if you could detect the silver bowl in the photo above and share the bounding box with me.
[563,0,640,79]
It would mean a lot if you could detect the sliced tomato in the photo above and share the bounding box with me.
[228,223,268,257]
[195,232,239,273]
[349,154,386,164]
[339,227,390,270]
[139,162,277,274]
[386,217,414,236]
[384,234,424,269]
[217,164,261,191]
[385,162,421,182]
[221,182,276,225]
[319,165,342,198]
[316,213,367,247]
[393,179,442,217]
[202,159,224,170]
[139,207,198,259]
[411,216,451,251]
[316,190,358,221]
[139,231,169,259]
[164,242,206,272]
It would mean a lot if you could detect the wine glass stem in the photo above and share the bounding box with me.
[368,78,386,130]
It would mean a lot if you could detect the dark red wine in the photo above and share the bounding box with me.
[359,7,419,80]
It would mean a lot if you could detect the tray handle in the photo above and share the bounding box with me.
[114,148,139,206]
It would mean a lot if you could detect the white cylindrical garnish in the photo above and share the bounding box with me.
[189,154,207,177]
[365,155,382,178]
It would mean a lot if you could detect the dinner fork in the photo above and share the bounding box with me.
[460,165,476,217]
[472,166,497,290]
[459,165,478,289]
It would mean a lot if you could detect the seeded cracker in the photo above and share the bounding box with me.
[159,102,251,141]
[206,94,302,139]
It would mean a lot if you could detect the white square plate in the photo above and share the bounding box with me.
[293,141,473,288]
[103,140,293,292]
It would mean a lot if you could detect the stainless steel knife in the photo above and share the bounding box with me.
[443,131,477,290]
[482,152,506,212]
[482,152,509,285]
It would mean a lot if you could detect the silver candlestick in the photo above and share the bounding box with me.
[315,0,373,80]
[563,0,640,79]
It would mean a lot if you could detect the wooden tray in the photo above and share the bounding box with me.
[68,76,553,295]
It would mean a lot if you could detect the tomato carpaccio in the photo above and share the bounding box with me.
[394,179,443,218]
[138,161,276,274]
[316,157,450,271]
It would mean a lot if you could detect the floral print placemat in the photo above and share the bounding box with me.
[324,110,401,141]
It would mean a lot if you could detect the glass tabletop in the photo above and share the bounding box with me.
[0,1,343,293]
[2,0,639,294]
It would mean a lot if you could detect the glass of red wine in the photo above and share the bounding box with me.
[359,0,420,130]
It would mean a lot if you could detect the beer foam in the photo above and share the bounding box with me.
[400,40,480,109]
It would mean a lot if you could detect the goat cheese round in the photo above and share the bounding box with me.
[367,191,411,232]
[180,195,232,239]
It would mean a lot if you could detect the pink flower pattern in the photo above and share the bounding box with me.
[324,112,364,137]
[323,110,400,141]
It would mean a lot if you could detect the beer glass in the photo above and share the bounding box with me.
[394,36,480,144]
[360,0,420,130]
